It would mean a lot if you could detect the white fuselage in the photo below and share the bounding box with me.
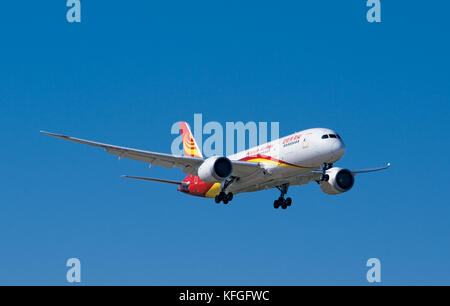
[227,128,346,193]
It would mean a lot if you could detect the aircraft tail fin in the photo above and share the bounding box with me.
[180,122,203,158]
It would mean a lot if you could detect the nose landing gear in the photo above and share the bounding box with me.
[316,163,333,183]
[273,183,292,210]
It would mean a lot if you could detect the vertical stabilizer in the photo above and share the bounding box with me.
[180,122,203,158]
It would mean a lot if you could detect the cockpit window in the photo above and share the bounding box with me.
[323,134,342,139]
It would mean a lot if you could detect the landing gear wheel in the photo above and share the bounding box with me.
[286,197,292,206]
[274,184,292,210]
[215,191,233,204]
[216,177,236,205]
[227,193,233,201]
[215,192,225,204]
[274,200,280,209]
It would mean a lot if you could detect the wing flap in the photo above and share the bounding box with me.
[231,160,262,177]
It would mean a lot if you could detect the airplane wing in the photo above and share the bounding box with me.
[351,163,391,174]
[41,131,204,175]
[310,163,391,177]
[121,175,182,185]
[41,131,261,178]
[232,162,391,194]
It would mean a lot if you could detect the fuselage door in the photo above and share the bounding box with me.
[302,134,309,149]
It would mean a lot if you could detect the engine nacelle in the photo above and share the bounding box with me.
[197,156,233,183]
[320,167,355,195]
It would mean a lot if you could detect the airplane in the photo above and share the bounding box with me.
[41,122,390,209]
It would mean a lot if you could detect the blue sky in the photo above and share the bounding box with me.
[0,1,449,285]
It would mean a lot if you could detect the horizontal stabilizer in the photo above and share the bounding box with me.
[121,175,181,185]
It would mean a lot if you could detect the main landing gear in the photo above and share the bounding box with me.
[215,191,233,204]
[215,177,235,205]
[273,183,292,210]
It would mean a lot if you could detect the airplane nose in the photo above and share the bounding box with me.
[333,140,346,159]
[330,139,345,160]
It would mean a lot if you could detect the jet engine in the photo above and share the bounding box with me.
[197,156,233,183]
[320,167,354,195]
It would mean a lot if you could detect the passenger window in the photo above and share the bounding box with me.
[321,135,329,139]
[329,134,337,138]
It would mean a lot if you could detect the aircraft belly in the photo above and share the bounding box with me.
[228,167,311,194]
